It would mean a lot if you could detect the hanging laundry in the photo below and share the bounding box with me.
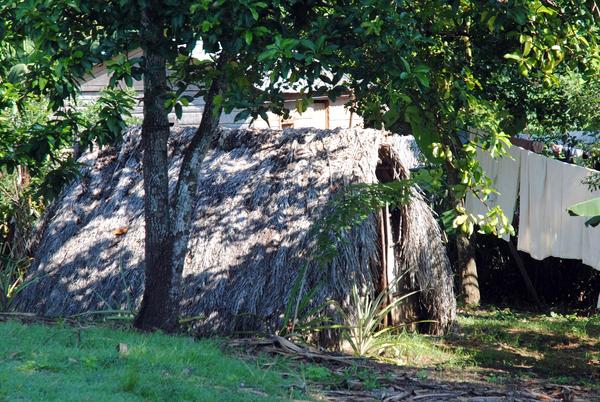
[558,159,586,259]
[517,149,551,258]
[466,145,521,240]
[517,149,600,271]
[561,164,600,271]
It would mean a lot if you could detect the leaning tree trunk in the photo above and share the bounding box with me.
[168,77,223,316]
[134,5,177,331]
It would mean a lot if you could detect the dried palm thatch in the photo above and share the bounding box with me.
[14,127,455,336]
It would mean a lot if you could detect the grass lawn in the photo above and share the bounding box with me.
[446,308,600,386]
[0,320,306,401]
[1,308,598,401]
[377,308,600,389]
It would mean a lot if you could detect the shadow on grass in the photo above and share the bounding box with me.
[443,309,599,386]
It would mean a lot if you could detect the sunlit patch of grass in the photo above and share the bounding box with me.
[445,308,600,387]
[347,308,600,388]
[0,320,306,401]
[377,331,471,368]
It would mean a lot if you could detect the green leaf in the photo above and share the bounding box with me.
[503,53,522,61]
[257,48,276,62]
[106,118,120,134]
[258,110,270,126]
[38,77,48,90]
[300,39,315,51]
[174,103,183,119]
[487,15,497,31]
[404,105,440,160]
[213,94,223,107]
[523,39,533,56]
[234,109,251,122]
[537,5,557,15]
[585,216,600,227]
[7,63,29,83]
[568,198,600,227]
[249,7,259,20]
[416,74,430,88]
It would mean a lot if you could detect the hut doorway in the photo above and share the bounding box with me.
[375,145,423,329]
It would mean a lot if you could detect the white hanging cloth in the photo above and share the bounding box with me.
[517,148,600,271]
[465,145,521,240]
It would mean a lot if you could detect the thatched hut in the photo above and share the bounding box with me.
[15,127,456,336]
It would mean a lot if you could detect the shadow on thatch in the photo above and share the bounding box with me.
[15,127,455,337]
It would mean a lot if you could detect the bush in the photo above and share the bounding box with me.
[0,88,136,311]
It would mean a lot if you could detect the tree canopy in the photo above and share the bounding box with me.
[1,0,598,325]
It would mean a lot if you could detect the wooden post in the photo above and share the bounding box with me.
[507,241,544,310]
[378,209,389,327]
[384,204,399,323]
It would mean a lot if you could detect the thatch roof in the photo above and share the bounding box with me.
[15,127,455,335]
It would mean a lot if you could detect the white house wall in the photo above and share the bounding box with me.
[79,66,362,129]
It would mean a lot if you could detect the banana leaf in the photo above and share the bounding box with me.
[567,197,600,227]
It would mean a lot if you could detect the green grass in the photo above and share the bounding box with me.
[0,321,306,401]
[445,308,600,386]
[376,331,470,367]
[1,309,598,400]
[326,308,599,388]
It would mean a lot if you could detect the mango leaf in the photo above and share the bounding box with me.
[404,105,440,160]
[537,5,557,15]
[568,198,600,227]
[7,63,29,83]
[174,103,183,119]
[503,53,522,61]
[382,107,400,128]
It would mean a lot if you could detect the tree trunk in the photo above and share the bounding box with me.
[447,162,480,306]
[133,5,177,331]
[134,35,225,330]
[456,229,480,305]
[168,77,223,315]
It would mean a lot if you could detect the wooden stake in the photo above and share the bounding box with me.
[507,241,544,310]
[378,209,389,327]
[384,204,399,323]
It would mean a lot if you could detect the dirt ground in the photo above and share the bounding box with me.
[230,338,599,401]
